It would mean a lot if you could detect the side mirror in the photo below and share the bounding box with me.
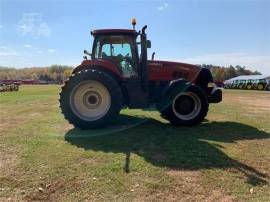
[147,40,151,48]
[84,50,92,56]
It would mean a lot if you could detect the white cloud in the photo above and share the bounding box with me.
[37,22,51,37]
[24,44,32,48]
[0,47,18,56]
[48,49,56,53]
[157,2,169,11]
[17,13,51,37]
[37,50,43,54]
[178,52,270,74]
[0,25,3,29]
[157,6,164,11]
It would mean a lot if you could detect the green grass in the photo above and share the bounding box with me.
[0,85,269,201]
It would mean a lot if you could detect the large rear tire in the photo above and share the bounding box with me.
[59,69,122,129]
[161,85,209,126]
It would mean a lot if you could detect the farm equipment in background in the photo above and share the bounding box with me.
[253,79,267,90]
[0,81,20,92]
[224,76,270,91]
[224,81,233,89]
[231,80,239,89]
[59,19,222,129]
[237,80,246,89]
[245,79,254,90]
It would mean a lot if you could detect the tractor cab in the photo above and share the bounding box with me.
[83,21,151,92]
[91,30,139,78]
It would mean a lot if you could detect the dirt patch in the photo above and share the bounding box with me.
[228,95,270,111]
[24,180,65,201]
[0,149,17,172]
[77,157,102,166]
[0,112,43,134]
[205,190,234,202]
[0,149,21,202]
[131,170,203,201]
[24,178,82,201]
[162,170,234,202]
[0,119,28,134]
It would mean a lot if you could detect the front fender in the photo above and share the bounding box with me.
[157,79,191,111]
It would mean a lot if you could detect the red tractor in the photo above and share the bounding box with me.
[60,20,222,129]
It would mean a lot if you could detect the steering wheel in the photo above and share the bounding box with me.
[122,57,134,70]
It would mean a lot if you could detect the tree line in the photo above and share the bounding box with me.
[0,65,73,84]
[0,64,261,83]
[201,64,261,82]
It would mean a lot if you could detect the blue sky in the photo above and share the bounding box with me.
[0,0,269,74]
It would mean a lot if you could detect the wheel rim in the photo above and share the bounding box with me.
[172,92,202,120]
[70,80,111,121]
[258,84,264,90]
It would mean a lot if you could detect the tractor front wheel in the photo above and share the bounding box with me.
[161,85,208,126]
[59,69,122,129]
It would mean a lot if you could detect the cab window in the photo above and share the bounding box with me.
[94,35,137,78]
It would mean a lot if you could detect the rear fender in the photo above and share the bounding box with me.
[73,59,121,77]
[72,65,122,82]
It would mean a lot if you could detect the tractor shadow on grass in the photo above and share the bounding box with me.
[64,114,270,186]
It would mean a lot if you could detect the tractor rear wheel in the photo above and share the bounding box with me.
[59,69,122,129]
[161,85,208,126]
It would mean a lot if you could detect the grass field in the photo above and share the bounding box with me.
[0,85,270,201]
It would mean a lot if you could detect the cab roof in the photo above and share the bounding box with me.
[91,29,137,36]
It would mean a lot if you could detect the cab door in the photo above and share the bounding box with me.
[94,34,148,108]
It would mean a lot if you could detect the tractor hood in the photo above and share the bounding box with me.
[148,60,202,82]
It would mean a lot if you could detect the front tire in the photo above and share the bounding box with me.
[59,69,122,129]
[161,85,209,126]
